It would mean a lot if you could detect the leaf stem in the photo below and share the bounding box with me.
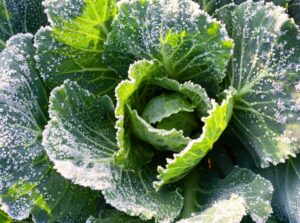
[182,169,199,218]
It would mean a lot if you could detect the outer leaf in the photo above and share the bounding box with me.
[128,106,190,152]
[0,210,11,223]
[216,1,300,167]
[196,0,233,13]
[87,209,152,223]
[44,0,116,49]
[104,0,233,92]
[198,0,300,26]
[179,167,273,223]
[43,80,118,190]
[154,89,234,189]
[260,156,300,222]
[289,0,300,25]
[178,195,246,223]
[102,167,184,223]
[0,34,99,222]
[0,0,47,50]
[35,0,120,96]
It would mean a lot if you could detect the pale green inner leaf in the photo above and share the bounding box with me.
[154,89,234,189]
[142,93,195,124]
[128,106,190,152]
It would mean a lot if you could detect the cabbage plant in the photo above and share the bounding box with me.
[0,0,299,222]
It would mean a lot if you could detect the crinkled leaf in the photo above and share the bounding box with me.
[178,195,246,223]
[153,77,211,117]
[260,156,300,222]
[115,60,211,169]
[103,167,183,223]
[44,0,117,49]
[0,0,47,50]
[114,60,162,169]
[104,0,233,93]
[43,80,118,190]
[35,0,120,96]
[128,106,190,152]
[142,93,195,124]
[0,34,99,222]
[87,209,151,223]
[154,89,234,189]
[202,0,299,26]
[179,167,273,223]
[216,1,300,167]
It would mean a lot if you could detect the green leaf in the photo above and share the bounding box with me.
[154,89,234,189]
[142,93,195,124]
[128,106,190,152]
[195,0,233,13]
[104,0,233,92]
[288,0,300,25]
[0,210,12,223]
[115,60,212,169]
[114,60,162,169]
[260,156,300,222]
[178,195,246,223]
[87,209,152,223]
[45,0,117,50]
[216,1,300,167]
[179,167,273,223]
[0,34,99,222]
[152,77,211,117]
[102,166,184,223]
[157,112,199,137]
[43,80,118,190]
[35,0,121,96]
[0,0,47,50]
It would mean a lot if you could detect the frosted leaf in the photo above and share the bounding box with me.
[35,0,121,96]
[128,106,190,152]
[216,1,300,167]
[152,77,211,118]
[179,167,273,223]
[114,60,162,170]
[260,156,300,222]
[103,166,183,223]
[104,0,233,93]
[43,80,118,190]
[0,34,99,222]
[115,60,212,170]
[0,0,47,50]
[154,89,234,189]
[87,209,151,223]
[177,195,246,223]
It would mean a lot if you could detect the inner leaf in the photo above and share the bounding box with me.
[142,92,195,124]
